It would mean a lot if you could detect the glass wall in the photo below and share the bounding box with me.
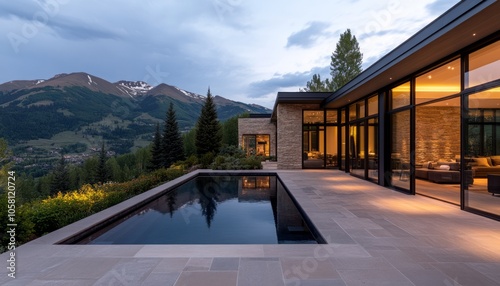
[242,135,270,156]
[349,123,365,177]
[391,81,411,109]
[466,40,500,88]
[415,97,461,203]
[367,118,378,182]
[302,110,338,169]
[466,87,500,216]
[348,96,379,180]
[390,110,411,191]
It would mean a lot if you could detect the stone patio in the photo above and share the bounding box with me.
[1,169,500,285]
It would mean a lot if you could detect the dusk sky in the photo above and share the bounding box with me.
[0,0,459,108]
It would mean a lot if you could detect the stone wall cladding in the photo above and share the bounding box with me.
[238,118,276,156]
[277,103,320,169]
[416,106,460,162]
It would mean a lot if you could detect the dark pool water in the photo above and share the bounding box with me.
[78,175,320,244]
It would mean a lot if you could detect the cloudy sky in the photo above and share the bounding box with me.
[0,0,459,108]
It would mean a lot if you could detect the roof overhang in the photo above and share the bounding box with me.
[323,0,500,108]
[270,92,332,121]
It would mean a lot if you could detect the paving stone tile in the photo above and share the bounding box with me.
[175,271,237,286]
[41,258,121,280]
[338,268,414,286]
[142,272,180,286]
[430,262,499,286]
[152,258,189,273]
[284,278,347,286]
[330,257,393,270]
[238,259,285,286]
[210,257,239,271]
[281,257,339,280]
[93,258,160,285]
[467,262,500,283]
[183,258,213,271]
[26,280,96,286]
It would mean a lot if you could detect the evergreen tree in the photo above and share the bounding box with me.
[301,74,331,92]
[302,29,363,92]
[162,102,185,168]
[0,139,11,192]
[50,155,70,194]
[330,29,363,91]
[183,128,197,157]
[195,88,222,157]
[95,142,109,184]
[149,123,163,170]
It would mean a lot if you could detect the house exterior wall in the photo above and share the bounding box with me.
[238,118,276,157]
[277,103,320,169]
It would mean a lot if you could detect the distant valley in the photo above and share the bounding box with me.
[0,72,270,174]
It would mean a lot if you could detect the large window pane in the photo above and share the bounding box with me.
[415,97,461,204]
[303,126,325,168]
[326,126,338,168]
[368,95,378,116]
[416,59,460,104]
[358,101,365,119]
[349,104,357,121]
[303,110,324,124]
[326,110,338,123]
[391,81,411,109]
[466,86,500,217]
[341,126,346,170]
[350,123,365,177]
[367,118,378,182]
[467,40,500,88]
[390,110,410,191]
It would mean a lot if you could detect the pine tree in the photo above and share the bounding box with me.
[302,29,363,92]
[195,88,222,157]
[149,123,163,170]
[162,102,185,168]
[301,74,331,92]
[50,155,70,194]
[330,29,363,91]
[95,142,109,184]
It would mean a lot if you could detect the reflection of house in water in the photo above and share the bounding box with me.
[239,176,276,201]
[239,176,314,243]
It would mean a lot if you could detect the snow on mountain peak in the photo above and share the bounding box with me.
[174,86,205,100]
[116,80,153,98]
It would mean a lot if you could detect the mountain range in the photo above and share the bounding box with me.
[0,72,270,155]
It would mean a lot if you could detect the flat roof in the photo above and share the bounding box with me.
[322,0,500,108]
[248,113,272,118]
[271,92,332,121]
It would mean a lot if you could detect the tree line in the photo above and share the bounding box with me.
[0,88,244,204]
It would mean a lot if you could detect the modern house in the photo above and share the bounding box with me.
[238,0,500,220]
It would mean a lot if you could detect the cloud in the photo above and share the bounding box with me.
[247,66,330,98]
[286,21,332,48]
[425,0,457,15]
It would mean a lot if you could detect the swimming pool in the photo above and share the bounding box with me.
[71,175,323,244]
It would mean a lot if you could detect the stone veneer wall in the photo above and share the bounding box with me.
[237,118,276,157]
[416,106,460,162]
[392,106,461,163]
[277,103,320,169]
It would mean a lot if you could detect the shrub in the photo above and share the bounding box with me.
[1,166,187,248]
[211,154,263,170]
[199,152,214,168]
